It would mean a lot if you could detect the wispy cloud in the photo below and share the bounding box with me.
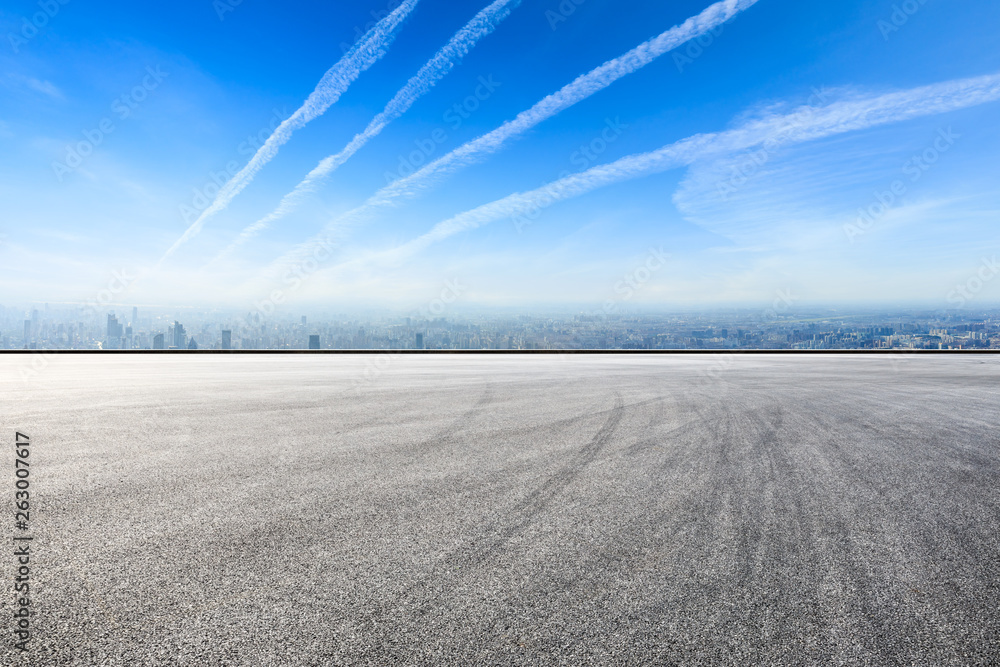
[315,72,1000,276]
[22,76,63,100]
[4,73,64,100]
[217,0,524,258]
[158,0,421,262]
[259,0,761,273]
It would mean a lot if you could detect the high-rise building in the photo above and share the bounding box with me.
[308,334,320,350]
[301,315,307,326]
[152,333,165,350]
[132,307,138,325]
[221,330,232,350]
[23,320,30,344]
[171,321,186,349]
[415,332,424,349]
[106,314,124,349]
[187,339,198,350]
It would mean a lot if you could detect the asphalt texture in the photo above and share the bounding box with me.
[1,353,999,665]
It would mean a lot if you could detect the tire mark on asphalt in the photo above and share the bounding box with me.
[639,388,842,663]
[738,386,991,664]
[793,389,1000,662]
[503,391,624,523]
[400,383,496,463]
[423,390,624,572]
[747,392,908,664]
[347,391,626,659]
[429,383,496,445]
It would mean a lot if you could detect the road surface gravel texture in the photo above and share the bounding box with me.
[1,353,998,665]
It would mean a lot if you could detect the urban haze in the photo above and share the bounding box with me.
[5,305,1000,351]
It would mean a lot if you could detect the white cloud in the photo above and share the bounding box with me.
[258,0,763,275]
[219,0,525,257]
[158,0,422,262]
[321,72,1000,275]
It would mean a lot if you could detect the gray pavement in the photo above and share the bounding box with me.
[1,353,999,665]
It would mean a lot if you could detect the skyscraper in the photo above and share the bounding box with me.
[23,320,30,344]
[415,332,424,349]
[308,334,320,350]
[106,314,124,349]
[132,306,138,325]
[152,333,165,350]
[221,330,232,350]
[171,321,186,349]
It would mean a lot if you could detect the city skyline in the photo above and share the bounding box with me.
[7,301,1000,353]
[2,0,999,310]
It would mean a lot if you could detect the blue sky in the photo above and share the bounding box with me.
[1,0,999,311]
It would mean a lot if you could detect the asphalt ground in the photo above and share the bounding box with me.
[1,353,998,665]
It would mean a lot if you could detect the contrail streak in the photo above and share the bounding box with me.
[316,72,1000,275]
[159,0,421,263]
[218,0,522,259]
[249,0,761,272]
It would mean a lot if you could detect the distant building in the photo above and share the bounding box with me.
[23,320,30,344]
[131,306,138,325]
[221,330,232,350]
[152,334,165,350]
[301,315,307,326]
[415,332,424,349]
[187,339,198,350]
[171,321,187,349]
[308,334,320,350]
[106,314,124,349]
